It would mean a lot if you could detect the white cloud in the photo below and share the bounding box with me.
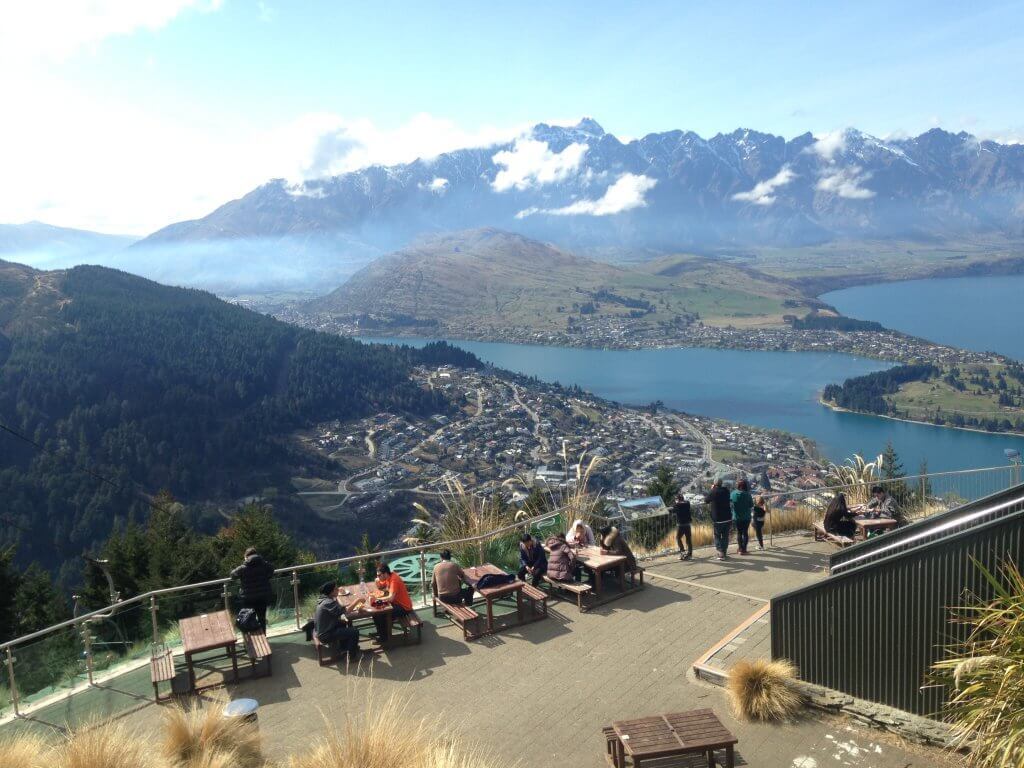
[419,177,449,194]
[732,166,796,206]
[808,130,847,161]
[491,139,588,192]
[0,0,223,64]
[516,173,657,218]
[816,166,875,199]
[257,1,275,22]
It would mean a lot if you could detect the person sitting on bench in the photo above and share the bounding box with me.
[545,532,581,582]
[518,533,548,586]
[824,493,857,538]
[314,581,360,662]
[864,485,898,519]
[433,549,474,605]
[566,518,596,547]
[599,525,637,571]
[374,564,413,642]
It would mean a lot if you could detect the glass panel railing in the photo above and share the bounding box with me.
[10,623,85,709]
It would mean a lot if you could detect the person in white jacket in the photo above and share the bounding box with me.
[565,518,596,547]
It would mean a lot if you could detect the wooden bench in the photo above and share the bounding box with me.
[812,521,854,547]
[149,646,176,703]
[520,583,549,619]
[437,600,484,640]
[394,610,423,645]
[542,574,593,611]
[242,631,272,676]
[312,634,335,666]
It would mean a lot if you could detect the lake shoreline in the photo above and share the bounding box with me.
[818,396,1024,439]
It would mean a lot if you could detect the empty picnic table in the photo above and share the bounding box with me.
[854,516,898,540]
[344,582,394,644]
[179,609,239,693]
[609,708,737,768]
[574,545,627,595]
[463,563,525,633]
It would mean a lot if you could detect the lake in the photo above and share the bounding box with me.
[823,273,1024,362]
[363,337,1024,472]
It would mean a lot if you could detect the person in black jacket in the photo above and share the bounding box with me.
[671,493,693,561]
[518,534,548,586]
[231,547,274,631]
[705,478,733,561]
[314,582,361,663]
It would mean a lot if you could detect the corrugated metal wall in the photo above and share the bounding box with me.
[772,488,1024,717]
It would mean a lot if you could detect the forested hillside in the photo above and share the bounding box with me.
[0,262,477,577]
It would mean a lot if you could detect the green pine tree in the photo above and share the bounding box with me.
[646,464,680,504]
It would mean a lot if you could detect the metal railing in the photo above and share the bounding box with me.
[1,463,1018,720]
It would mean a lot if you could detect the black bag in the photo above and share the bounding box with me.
[236,607,261,632]
[476,573,515,589]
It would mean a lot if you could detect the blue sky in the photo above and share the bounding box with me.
[1,0,1022,233]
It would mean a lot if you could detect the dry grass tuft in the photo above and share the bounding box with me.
[727,659,803,722]
[162,702,264,768]
[55,720,164,768]
[288,690,500,768]
[0,733,50,768]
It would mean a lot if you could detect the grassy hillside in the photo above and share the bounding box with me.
[0,261,477,573]
[311,228,817,332]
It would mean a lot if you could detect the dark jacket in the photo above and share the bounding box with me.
[705,486,733,524]
[671,499,692,526]
[314,596,348,641]
[601,527,637,571]
[519,540,547,571]
[545,536,577,582]
[730,490,754,522]
[231,554,274,603]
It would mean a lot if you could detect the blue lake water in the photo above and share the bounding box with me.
[823,273,1024,362]
[363,337,1024,472]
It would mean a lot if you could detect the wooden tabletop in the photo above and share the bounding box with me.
[463,563,522,597]
[343,582,394,619]
[613,709,736,758]
[855,516,898,529]
[179,610,237,654]
[573,545,626,570]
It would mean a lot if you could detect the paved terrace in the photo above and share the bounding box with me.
[3,536,952,768]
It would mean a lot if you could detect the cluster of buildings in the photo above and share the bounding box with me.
[304,366,826,517]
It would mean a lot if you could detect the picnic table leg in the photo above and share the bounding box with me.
[230,642,239,683]
[618,564,626,592]
[486,597,494,633]
[726,744,734,767]
[516,589,523,622]
[186,652,195,692]
[706,749,715,768]
[387,612,393,644]
[594,568,603,596]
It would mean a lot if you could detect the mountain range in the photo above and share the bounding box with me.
[0,222,135,269]
[130,119,1024,290]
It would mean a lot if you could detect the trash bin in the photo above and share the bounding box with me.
[223,698,260,728]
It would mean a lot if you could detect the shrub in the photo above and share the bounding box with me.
[162,702,264,767]
[726,659,803,721]
[932,561,1024,768]
[0,734,49,768]
[55,720,163,768]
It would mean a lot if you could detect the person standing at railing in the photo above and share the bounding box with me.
[671,492,693,561]
[752,496,769,550]
[231,547,274,632]
[706,478,733,561]
[730,479,754,556]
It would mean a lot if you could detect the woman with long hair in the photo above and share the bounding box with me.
[824,492,857,538]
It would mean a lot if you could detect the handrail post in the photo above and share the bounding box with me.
[149,595,159,647]
[5,647,18,717]
[291,570,301,629]
[222,582,231,616]
[80,620,95,686]
[419,549,428,609]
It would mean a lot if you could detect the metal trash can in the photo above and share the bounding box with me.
[223,698,259,728]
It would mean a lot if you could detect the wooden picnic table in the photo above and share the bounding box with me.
[463,563,524,633]
[179,609,239,693]
[609,708,737,768]
[573,545,626,595]
[854,515,898,540]
[343,582,394,643]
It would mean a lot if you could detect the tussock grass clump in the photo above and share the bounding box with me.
[55,720,163,768]
[0,733,50,768]
[726,659,803,722]
[932,562,1024,768]
[162,702,264,768]
[288,691,498,768]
